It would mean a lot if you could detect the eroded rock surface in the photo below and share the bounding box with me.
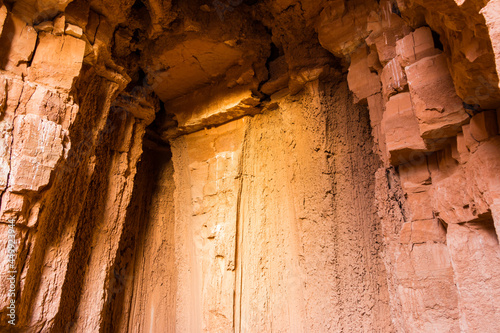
[0,0,499,332]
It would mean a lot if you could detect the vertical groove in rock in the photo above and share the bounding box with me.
[232,120,249,333]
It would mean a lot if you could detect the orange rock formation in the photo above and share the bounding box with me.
[0,0,499,332]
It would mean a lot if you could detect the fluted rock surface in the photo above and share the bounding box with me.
[0,0,499,332]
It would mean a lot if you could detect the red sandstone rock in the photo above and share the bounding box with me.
[482,0,500,91]
[0,13,37,76]
[347,47,381,103]
[382,92,427,164]
[380,58,407,101]
[400,219,447,244]
[28,33,86,90]
[365,0,412,65]
[396,27,440,67]
[0,1,499,332]
[406,54,469,139]
[470,110,498,142]
[318,0,378,57]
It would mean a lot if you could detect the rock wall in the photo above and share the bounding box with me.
[318,2,500,331]
[115,80,392,332]
[0,0,499,332]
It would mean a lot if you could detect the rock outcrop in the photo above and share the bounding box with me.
[0,0,499,332]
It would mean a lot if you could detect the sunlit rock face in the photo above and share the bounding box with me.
[0,0,500,332]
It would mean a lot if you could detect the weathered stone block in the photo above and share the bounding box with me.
[0,13,38,75]
[380,58,407,101]
[396,27,440,67]
[0,191,25,223]
[317,1,374,57]
[453,132,469,164]
[367,93,384,125]
[365,3,411,65]
[481,0,500,91]
[406,54,469,139]
[470,110,498,142]
[406,190,435,221]
[347,47,381,103]
[53,14,65,35]
[0,120,12,191]
[400,219,447,244]
[10,114,64,192]
[65,0,90,29]
[65,23,83,38]
[382,93,427,165]
[28,33,86,90]
[462,124,479,153]
[399,158,430,187]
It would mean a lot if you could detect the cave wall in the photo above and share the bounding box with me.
[0,0,499,332]
[119,80,392,332]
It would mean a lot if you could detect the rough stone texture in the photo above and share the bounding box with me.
[482,0,500,91]
[406,54,469,140]
[28,33,86,90]
[0,13,37,76]
[116,80,392,332]
[0,0,499,332]
[9,114,64,192]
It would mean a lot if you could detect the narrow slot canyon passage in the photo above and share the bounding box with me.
[0,0,500,332]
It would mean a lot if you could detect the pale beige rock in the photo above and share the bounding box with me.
[0,191,25,223]
[10,114,64,192]
[34,21,53,32]
[65,23,83,38]
[28,33,86,90]
[0,76,5,115]
[53,14,65,35]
